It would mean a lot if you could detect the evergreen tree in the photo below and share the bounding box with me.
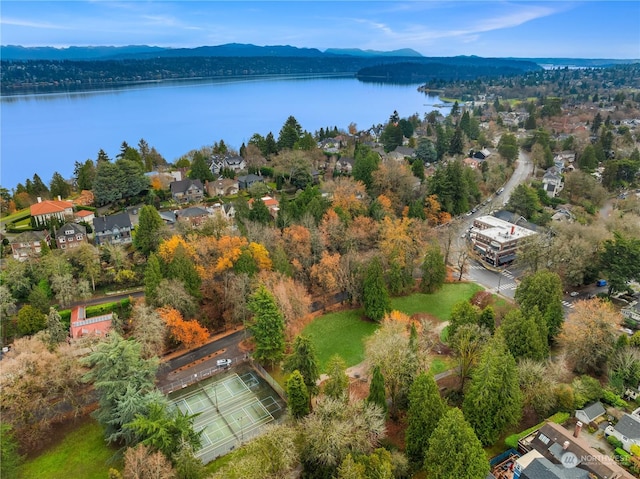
[415,138,438,164]
[448,126,464,156]
[247,285,286,365]
[477,306,495,334]
[420,244,447,293]
[499,308,548,361]
[447,300,480,341]
[324,354,350,400]
[405,372,446,471]
[248,198,272,224]
[285,335,320,397]
[134,205,164,256]
[286,370,310,419]
[424,408,490,479]
[278,116,303,150]
[82,334,159,445]
[188,152,214,182]
[46,306,68,347]
[366,365,387,414]
[49,171,71,199]
[74,159,96,191]
[411,158,425,180]
[264,132,278,157]
[515,270,564,343]
[352,145,380,190]
[362,257,391,322]
[462,332,523,445]
[0,424,22,479]
[578,144,598,172]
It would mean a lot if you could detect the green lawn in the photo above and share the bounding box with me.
[429,356,456,375]
[303,308,378,372]
[304,283,484,372]
[18,419,120,479]
[391,283,484,321]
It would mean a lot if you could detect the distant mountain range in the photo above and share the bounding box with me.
[1,44,426,61]
[3,44,635,66]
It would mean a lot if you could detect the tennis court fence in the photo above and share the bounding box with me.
[159,354,250,394]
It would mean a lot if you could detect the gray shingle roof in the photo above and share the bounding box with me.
[576,402,606,422]
[93,212,132,233]
[170,179,203,194]
[614,414,640,439]
[521,458,589,479]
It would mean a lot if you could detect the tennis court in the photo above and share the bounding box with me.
[168,365,287,463]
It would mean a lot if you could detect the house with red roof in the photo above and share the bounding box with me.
[248,196,280,217]
[70,306,113,339]
[74,209,95,224]
[30,198,74,227]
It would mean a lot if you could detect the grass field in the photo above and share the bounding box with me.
[390,283,484,320]
[304,283,484,372]
[303,308,377,371]
[18,420,120,479]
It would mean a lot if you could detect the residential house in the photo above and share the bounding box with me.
[55,222,87,250]
[170,179,204,204]
[30,197,74,227]
[336,157,355,175]
[318,138,341,153]
[387,146,415,162]
[93,212,133,246]
[519,421,634,479]
[473,148,492,161]
[159,210,177,225]
[248,196,279,218]
[605,409,640,453]
[574,402,606,425]
[514,450,591,479]
[554,151,576,164]
[224,155,246,173]
[542,168,564,198]
[207,178,239,197]
[621,301,640,329]
[175,206,211,227]
[238,174,264,190]
[210,154,246,175]
[10,230,51,261]
[70,305,112,339]
[74,209,95,224]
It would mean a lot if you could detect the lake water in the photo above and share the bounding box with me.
[1,75,448,191]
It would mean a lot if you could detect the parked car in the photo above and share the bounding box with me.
[216,358,232,367]
[596,279,607,287]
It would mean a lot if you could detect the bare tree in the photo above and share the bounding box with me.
[123,444,175,479]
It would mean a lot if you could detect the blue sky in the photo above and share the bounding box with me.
[2,1,639,58]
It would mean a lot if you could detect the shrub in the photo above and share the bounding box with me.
[607,435,624,449]
[602,389,628,409]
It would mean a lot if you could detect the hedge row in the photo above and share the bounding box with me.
[57,298,131,325]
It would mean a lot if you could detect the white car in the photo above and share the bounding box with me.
[216,359,232,367]
[569,292,579,297]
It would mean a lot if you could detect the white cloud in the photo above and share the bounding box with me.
[1,17,72,30]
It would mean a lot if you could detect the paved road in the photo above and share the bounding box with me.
[156,329,246,389]
[453,149,533,299]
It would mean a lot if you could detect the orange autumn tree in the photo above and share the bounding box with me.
[158,235,196,263]
[158,307,209,349]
